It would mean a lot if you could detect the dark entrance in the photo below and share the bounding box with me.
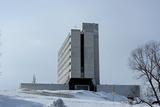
[75,85,89,90]
[69,78,95,91]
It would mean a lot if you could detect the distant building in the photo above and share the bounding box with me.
[57,23,99,91]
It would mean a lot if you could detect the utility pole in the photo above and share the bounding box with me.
[32,74,36,84]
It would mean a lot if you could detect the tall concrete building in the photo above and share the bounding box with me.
[58,23,99,91]
[21,22,140,98]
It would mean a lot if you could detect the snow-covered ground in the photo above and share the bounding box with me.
[0,89,158,107]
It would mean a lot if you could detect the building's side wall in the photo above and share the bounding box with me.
[21,83,69,90]
[71,29,81,78]
[97,85,140,97]
[83,32,95,79]
[82,23,100,85]
[93,26,100,85]
[57,35,71,84]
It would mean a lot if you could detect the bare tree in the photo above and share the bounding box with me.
[129,41,160,106]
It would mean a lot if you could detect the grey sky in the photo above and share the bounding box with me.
[0,0,160,89]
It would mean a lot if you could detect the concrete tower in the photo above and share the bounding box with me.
[58,23,99,91]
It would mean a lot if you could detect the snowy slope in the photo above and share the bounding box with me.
[0,95,42,107]
[0,89,158,107]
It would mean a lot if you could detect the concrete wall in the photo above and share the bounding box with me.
[93,25,100,85]
[71,29,81,78]
[82,23,100,85]
[97,85,140,97]
[20,83,140,98]
[84,32,95,80]
[21,83,69,90]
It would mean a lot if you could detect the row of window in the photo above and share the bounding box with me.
[58,53,71,73]
[58,41,71,62]
[58,35,71,57]
[58,69,71,83]
[58,48,71,69]
[58,60,71,77]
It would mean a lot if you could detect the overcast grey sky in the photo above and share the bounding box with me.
[0,0,160,89]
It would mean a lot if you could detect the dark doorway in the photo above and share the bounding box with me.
[69,78,95,91]
[75,85,89,90]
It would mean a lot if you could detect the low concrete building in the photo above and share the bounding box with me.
[97,85,140,98]
[21,83,69,90]
[20,83,140,98]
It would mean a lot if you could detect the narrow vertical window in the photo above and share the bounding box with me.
[81,34,84,78]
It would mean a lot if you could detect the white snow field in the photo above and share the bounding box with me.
[0,89,158,107]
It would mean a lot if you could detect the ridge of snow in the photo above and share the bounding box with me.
[0,89,159,107]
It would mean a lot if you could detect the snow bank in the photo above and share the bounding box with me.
[35,90,128,102]
[0,89,158,107]
[96,91,128,102]
[0,95,42,107]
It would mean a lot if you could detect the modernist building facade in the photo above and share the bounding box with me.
[57,23,100,91]
[21,22,140,98]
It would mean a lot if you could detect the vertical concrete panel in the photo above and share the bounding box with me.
[84,32,94,79]
[83,23,100,85]
[71,29,81,78]
[94,31,100,85]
